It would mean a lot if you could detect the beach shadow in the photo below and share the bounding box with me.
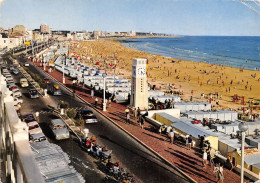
[174,149,202,162]
[165,150,199,166]
[175,162,215,183]
[143,132,166,141]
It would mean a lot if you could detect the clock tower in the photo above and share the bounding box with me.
[130,58,148,110]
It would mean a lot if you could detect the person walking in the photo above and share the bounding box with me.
[213,162,220,182]
[126,113,130,124]
[188,135,193,150]
[95,98,98,107]
[108,99,111,108]
[125,108,130,115]
[169,129,174,144]
[91,89,94,98]
[202,150,208,168]
[137,107,141,117]
[217,163,224,183]
[133,108,137,119]
[140,115,144,129]
[209,147,216,167]
[73,89,76,97]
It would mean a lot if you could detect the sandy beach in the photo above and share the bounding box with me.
[69,39,260,114]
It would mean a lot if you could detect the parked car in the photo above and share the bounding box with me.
[22,113,36,123]
[7,82,16,89]
[43,78,51,84]
[24,62,29,67]
[9,85,18,91]
[50,118,70,140]
[12,88,22,98]
[20,78,29,87]
[12,69,19,75]
[6,77,14,83]
[4,74,12,79]
[9,65,14,71]
[27,122,46,142]
[29,133,46,142]
[13,97,23,106]
[29,88,39,98]
[78,109,98,123]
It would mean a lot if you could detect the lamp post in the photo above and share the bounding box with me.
[102,73,107,111]
[63,54,66,84]
[43,55,46,71]
[238,122,248,183]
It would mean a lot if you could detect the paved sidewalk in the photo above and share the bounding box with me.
[33,61,247,183]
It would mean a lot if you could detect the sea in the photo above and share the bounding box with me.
[120,36,260,71]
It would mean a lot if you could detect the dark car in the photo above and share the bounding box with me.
[12,69,19,75]
[29,88,39,98]
[23,113,36,123]
[78,109,98,123]
[49,85,62,95]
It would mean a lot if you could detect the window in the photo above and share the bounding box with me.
[141,79,143,92]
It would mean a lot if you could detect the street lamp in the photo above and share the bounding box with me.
[43,55,46,71]
[238,122,248,183]
[102,73,107,111]
[63,54,66,84]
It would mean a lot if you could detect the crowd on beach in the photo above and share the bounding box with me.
[76,40,259,114]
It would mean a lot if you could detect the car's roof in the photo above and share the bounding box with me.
[23,113,34,117]
[27,121,39,126]
[51,118,65,126]
[31,132,45,139]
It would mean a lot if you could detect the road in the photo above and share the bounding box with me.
[4,54,190,183]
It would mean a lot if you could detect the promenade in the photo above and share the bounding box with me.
[34,62,246,183]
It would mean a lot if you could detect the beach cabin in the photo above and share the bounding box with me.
[150,95,181,103]
[185,110,238,122]
[231,149,260,179]
[217,135,248,156]
[211,121,240,135]
[148,90,165,97]
[174,102,211,113]
[246,136,260,150]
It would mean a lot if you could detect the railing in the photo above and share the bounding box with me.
[0,74,45,183]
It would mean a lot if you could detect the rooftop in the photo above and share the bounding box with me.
[30,141,84,183]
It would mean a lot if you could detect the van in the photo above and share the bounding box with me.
[50,119,70,140]
[20,78,29,87]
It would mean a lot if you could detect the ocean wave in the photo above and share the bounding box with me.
[120,37,260,70]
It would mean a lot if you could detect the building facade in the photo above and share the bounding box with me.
[8,25,27,37]
[40,24,51,34]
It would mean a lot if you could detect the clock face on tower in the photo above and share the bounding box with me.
[137,67,146,76]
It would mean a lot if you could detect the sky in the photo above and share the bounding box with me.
[0,0,260,36]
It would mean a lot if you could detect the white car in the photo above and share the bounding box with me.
[24,62,29,67]
[27,121,46,142]
[12,89,22,98]
[6,77,14,83]
[13,97,23,106]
